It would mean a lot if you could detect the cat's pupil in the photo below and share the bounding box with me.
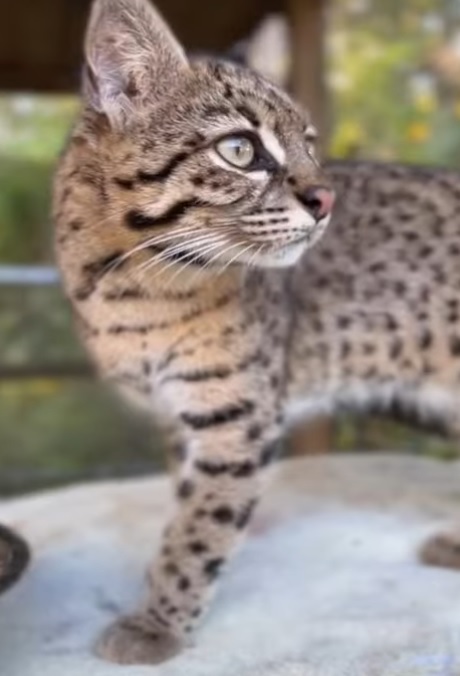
[233,139,247,156]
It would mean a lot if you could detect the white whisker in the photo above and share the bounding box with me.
[158,240,228,290]
[143,238,226,283]
[218,242,256,275]
[126,233,226,281]
[188,239,244,285]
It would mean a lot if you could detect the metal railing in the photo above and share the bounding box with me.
[0,265,91,380]
[0,265,60,286]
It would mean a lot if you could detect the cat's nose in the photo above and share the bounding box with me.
[296,186,336,221]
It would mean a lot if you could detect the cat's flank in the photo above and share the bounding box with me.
[54,0,460,666]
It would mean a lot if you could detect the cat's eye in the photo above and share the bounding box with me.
[215,136,256,169]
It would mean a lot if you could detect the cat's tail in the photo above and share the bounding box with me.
[0,524,30,594]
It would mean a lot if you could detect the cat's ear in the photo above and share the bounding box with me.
[245,15,291,90]
[83,0,189,127]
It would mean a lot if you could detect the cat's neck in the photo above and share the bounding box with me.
[130,256,243,302]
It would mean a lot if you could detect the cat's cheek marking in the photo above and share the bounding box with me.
[259,125,286,165]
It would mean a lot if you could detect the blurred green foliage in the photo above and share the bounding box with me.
[330,0,460,167]
[0,97,167,494]
[3,1,460,495]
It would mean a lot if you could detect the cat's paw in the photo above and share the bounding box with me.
[419,531,460,569]
[94,614,185,665]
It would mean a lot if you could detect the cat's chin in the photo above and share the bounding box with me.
[236,239,309,269]
[238,214,332,269]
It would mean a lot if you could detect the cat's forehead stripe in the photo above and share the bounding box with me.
[259,126,286,165]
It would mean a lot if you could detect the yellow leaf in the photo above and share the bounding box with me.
[406,122,431,143]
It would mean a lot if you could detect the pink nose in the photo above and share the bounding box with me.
[297,186,336,221]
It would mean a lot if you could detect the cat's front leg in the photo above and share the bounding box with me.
[95,393,281,665]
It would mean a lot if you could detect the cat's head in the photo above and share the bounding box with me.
[81,0,335,270]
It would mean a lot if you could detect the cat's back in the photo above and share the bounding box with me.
[293,160,460,302]
[286,160,460,409]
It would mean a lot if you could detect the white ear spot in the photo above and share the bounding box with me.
[259,126,286,165]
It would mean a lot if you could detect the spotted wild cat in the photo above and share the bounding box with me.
[54,0,460,666]
[54,0,333,663]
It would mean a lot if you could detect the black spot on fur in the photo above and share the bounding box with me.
[178,576,190,592]
[113,177,135,190]
[341,340,351,359]
[195,460,232,477]
[260,439,282,467]
[164,562,179,577]
[212,506,234,524]
[236,499,258,530]
[223,84,233,99]
[369,261,386,274]
[394,280,407,296]
[419,245,433,259]
[419,329,433,350]
[181,400,255,430]
[107,323,153,335]
[69,219,83,231]
[247,423,262,441]
[177,480,195,500]
[363,342,376,356]
[389,338,402,360]
[232,460,256,478]
[450,335,460,356]
[203,558,224,581]
[195,459,256,478]
[189,541,208,556]
[337,316,351,329]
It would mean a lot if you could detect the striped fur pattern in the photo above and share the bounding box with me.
[55,0,460,665]
[53,0,333,665]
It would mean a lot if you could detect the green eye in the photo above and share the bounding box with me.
[215,135,255,169]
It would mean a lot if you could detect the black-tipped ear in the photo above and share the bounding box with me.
[84,0,189,127]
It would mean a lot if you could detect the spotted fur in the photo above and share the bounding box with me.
[53,0,460,666]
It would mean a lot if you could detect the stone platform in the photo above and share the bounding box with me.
[2,454,460,675]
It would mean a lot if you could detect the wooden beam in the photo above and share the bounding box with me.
[0,0,283,92]
[286,0,331,455]
[288,0,328,139]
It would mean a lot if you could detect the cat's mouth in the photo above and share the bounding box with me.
[238,212,331,268]
[146,212,330,272]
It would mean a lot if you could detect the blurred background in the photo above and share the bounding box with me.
[1,0,460,496]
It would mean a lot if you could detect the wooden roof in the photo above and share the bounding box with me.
[0,0,282,92]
